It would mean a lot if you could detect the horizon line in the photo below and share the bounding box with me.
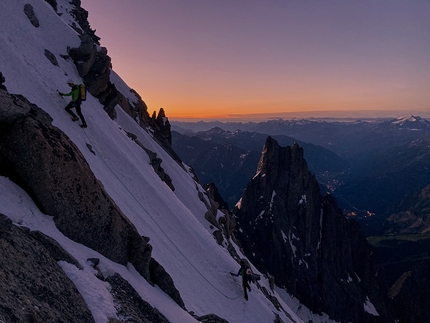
[168,109,430,122]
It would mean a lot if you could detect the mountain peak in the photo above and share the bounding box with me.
[207,126,228,134]
[256,136,305,178]
[392,115,423,125]
[234,137,385,322]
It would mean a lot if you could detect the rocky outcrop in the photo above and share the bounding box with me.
[130,88,151,126]
[150,108,182,165]
[62,0,147,126]
[68,33,98,80]
[125,133,175,191]
[62,1,180,166]
[0,214,94,322]
[204,182,230,211]
[204,183,236,240]
[65,19,177,161]
[0,71,6,90]
[149,258,185,309]
[1,89,151,272]
[106,273,170,322]
[0,212,182,322]
[63,4,128,120]
[69,0,100,44]
[24,4,40,28]
[30,230,82,270]
[67,34,123,119]
[151,108,172,146]
[233,137,387,323]
[0,87,184,308]
[44,49,59,66]
[44,0,58,13]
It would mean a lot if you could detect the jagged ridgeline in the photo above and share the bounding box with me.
[233,137,387,323]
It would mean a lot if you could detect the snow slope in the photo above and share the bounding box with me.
[0,1,334,322]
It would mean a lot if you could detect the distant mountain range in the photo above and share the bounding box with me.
[172,116,430,235]
[172,127,348,209]
[172,115,430,158]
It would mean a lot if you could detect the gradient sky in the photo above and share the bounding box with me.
[81,0,430,120]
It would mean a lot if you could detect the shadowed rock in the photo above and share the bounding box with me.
[24,4,40,28]
[233,136,387,323]
[0,87,184,307]
[106,273,170,322]
[0,214,94,322]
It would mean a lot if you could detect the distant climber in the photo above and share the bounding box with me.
[230,259,252,300]
[58,79,87,128]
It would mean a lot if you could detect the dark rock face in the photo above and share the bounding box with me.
[233,137,386,323]
[204,182,229,213]
[0,210,182,322]
[44,0,58,12]
[67,34,123,121]
[388,259,430,323]
[171,127,348,210]
[130,88,151,126]
[0,71,6,90]
[106,273,170,323]
[70,0,100,43]
[68,34,98,79]
[66,26,124,120]
[203,182,238,249]
[151,108,172,146]
[0,88,184,307]
[150,108,182,165]
[0,214,94,322]
[1,92,151,272]
[149,258,185,309]
[30,230,82,269]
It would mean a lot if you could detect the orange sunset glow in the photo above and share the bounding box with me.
[81,1,430,121]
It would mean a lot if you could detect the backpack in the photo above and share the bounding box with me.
[79,84,86,101]
[245,268,252,279]
[241,266,252,282]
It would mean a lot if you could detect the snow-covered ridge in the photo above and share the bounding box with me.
[392,115,426,126]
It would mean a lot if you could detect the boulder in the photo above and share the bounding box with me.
[68,34,97,78]
[0,214,93,322]
[44,49,59,66]
[24,4,39,28]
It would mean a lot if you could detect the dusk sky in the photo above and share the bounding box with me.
[81,0,430,121]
